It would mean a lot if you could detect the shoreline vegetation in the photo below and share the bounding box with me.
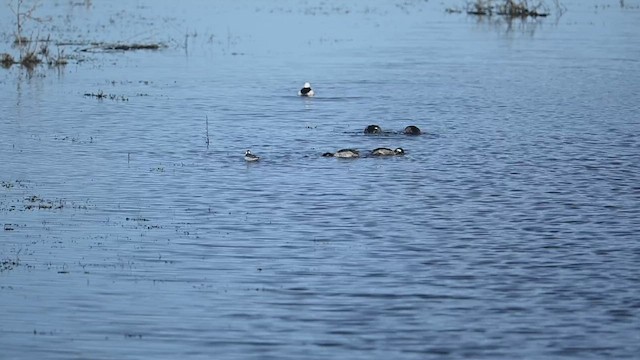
[1,0,65,70]
[1,0,165,71]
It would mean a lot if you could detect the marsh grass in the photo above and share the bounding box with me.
[4,1,166,71]
[4,0,68,70]
[465,0,553,17]
[84,91,129,101]
[19,48,41,69]
[1,53,15,68]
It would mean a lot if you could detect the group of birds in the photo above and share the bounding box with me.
[244,82,422,162]
[321,124,420,159]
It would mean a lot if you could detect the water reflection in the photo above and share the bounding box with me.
[470,13,547,35]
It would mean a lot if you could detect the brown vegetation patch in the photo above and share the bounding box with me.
[1,53,16,68]
[465,0,550,17]
[19,50,41,69]
[84,91,129,101]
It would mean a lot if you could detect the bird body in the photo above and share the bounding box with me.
[322,148,360,158]
[371,147,405,156]
[403,125,421,135]
[364,124,382,134]
[244,150,260,162]
[298,82,315,97]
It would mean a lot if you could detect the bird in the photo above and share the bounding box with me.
[298,82,315,97]
[322,149,360,158]
[403,125,421,135]
[364,124,382,134]
[371,147,405,156]
[244,150,260,162]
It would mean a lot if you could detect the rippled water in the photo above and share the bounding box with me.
[1,0,639,359]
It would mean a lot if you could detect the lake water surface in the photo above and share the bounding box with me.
[1,1,639,359]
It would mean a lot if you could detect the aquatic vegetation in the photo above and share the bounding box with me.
[1,257,20,272]
[9,0,42,47]
[0,180,29,189]
[79,42,167,53]
[0,246,19,275]
[3,224,16,231]
[19,49,41,69]
[446,0,566,34]
[4,0,69,70]
[104,43,163,51]
[461,0,554,17]
[1,53,15,68]
[24,195,64,210]
[0,250,30,273]
[0,183,91,211]
[8,0,44,67]
[84,91,129,101]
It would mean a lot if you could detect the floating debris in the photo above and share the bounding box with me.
[125,217,150,222]
[84,91,129,101]
[0,193,90,212]
[80,42,167,53]
[0,180,27,189]
[1,258,20,272]
[24,195,64,210]
[53,135,94,144]
[106,43,162,51]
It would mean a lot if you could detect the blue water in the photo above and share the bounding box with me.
[1,1,639,359]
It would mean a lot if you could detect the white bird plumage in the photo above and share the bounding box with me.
[298,82,315,97]
[244,150,260,162]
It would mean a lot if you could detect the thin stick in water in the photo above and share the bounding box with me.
[205,115,210,149]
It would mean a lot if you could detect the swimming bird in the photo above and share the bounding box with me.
[322,149,360,158]
[371,147,405,156]
[403,125,421,135]
[244,150,260,162]
[364,125,382,134]
[298,82,315,97]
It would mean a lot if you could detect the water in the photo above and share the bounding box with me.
[1,0,639,359]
